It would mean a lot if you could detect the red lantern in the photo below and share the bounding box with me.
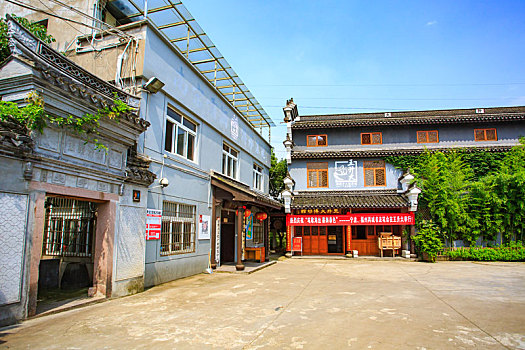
[244,209,252,218]
[255,212,268,221]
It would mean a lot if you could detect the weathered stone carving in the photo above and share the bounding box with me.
[126,147,156,186]
[0,117,34,157]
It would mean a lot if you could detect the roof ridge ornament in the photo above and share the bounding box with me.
[283,98,299,122]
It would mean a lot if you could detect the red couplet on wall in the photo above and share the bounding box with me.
[292,237,302,252]
[286,212,414,226]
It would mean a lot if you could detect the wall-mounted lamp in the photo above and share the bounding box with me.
[142,77,165,94]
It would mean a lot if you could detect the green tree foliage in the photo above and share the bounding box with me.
[414,151,472,245]
[1,15,56,63]
[387,142,525,247]
[412,220,443,262]
[269,149,287,198]
[385,149,505,181]
[0,91,131,150]
[467,141,525,243]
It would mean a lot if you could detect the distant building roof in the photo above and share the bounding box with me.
[292,106,525,129]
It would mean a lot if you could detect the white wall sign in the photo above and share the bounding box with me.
[198,215,211,240]
[230,115,239,140]
[215,217,221,265]
[334,160,358,188]
[146,209,162,240]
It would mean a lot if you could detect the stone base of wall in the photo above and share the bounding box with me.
[144,254,208,288]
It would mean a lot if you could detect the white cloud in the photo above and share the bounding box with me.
[426,20,438,26]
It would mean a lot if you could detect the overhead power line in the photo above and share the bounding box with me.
[262,97,522,101]
[253,82,525,87]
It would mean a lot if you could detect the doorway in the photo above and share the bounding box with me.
[327,226,344,254]
[220,210,236,263]
[38,196,97,313]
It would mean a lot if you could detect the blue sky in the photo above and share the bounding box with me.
[182,0,525,158]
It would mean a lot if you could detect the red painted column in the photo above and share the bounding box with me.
[346,225,352,253]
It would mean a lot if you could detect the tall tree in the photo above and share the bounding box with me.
[269,149,287,198]
[415,151,473,246]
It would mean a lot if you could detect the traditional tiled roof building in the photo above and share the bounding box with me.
[281,99,525,257]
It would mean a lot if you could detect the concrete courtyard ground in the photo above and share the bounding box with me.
[1,259,524,349]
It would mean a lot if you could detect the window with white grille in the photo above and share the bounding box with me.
[160,201,196,255]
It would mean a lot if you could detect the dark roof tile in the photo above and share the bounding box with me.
[292,190,408,209]
[293,107,525,129]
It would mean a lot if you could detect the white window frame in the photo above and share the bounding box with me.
[222,143,239,179]
[253,163,263,191]
[164,107,197,162]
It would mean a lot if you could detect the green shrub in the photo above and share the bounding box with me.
[446,242,525,261]
[412,220,444,263]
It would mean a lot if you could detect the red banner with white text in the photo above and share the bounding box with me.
[286,212,414,226]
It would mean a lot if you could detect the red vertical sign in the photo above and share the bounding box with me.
[146,209,162,240]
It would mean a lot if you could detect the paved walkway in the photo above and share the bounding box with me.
[1,259,525,349]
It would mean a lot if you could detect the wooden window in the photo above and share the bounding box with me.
[361,132,382,145]
[474,128,497,141]
[307,134,327,147]
[417,130,439,143]
[307,162,328,188]
[354,226,367,240]
[303,226,310,236]
[252,220,264,244]
[364,160,386,187]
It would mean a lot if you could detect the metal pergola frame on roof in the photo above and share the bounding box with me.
[109,0,274,135]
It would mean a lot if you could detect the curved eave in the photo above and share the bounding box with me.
[292,190,408,209]
[291,145,514,159]
[292,114,525,129]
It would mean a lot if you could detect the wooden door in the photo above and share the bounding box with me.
[350,226,380,256]
[302,227,311,254]
[319,226,328,254]
[310,227,319,254]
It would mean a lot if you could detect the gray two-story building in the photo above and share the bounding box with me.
[281,99,525,257]
[0,2,280,325]
[5,0,279,285]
